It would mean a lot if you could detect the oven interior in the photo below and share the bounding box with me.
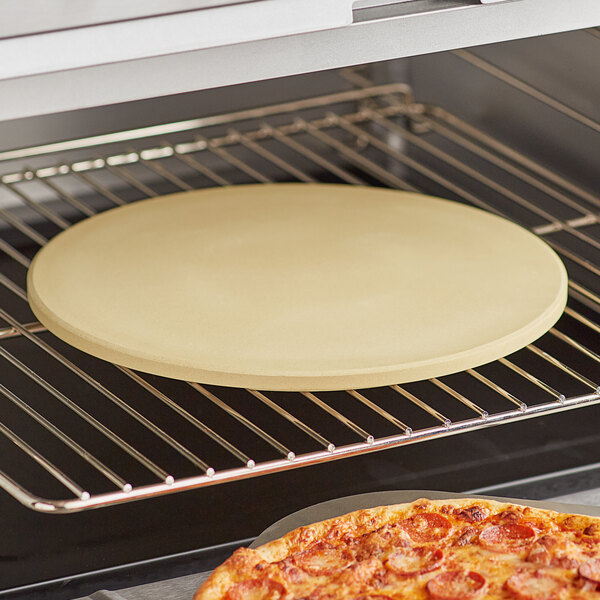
[0,28,598,599]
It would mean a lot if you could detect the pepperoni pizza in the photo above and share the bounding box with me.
[194,497,600,600]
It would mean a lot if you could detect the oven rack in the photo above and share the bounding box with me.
[0,57,599,512]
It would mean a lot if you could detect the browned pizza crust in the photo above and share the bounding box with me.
[194,497,600,600]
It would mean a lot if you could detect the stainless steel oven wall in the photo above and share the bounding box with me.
[407,29,600,192]
[0,70,355,210]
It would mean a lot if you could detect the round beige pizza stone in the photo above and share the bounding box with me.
[27,183,567,391]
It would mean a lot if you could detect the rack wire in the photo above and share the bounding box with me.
[0,52,598,512]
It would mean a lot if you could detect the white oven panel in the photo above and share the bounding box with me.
[0,0,599,120]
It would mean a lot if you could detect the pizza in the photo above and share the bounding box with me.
[194,497,600,600]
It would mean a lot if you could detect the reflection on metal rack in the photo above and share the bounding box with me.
[0,64,598,512]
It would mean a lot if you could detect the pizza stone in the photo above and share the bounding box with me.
[27,183,567,390]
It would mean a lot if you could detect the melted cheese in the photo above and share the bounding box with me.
[267,507,597,599]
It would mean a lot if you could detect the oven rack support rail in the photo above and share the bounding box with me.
[0,60,599,512]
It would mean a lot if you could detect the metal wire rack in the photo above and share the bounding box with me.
[0,51,598,513]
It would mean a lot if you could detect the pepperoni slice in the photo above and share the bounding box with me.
[479,524,536,552]
[352,596,394,600]
[426,570,487,600]
[293,542,354,575]
[506,571,565,600]
[401,513,452,543]
[225,578,286,600]
[580,558,600,583]
[386,547,444,576]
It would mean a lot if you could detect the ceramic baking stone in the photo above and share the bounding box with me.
[27,184,567,391]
